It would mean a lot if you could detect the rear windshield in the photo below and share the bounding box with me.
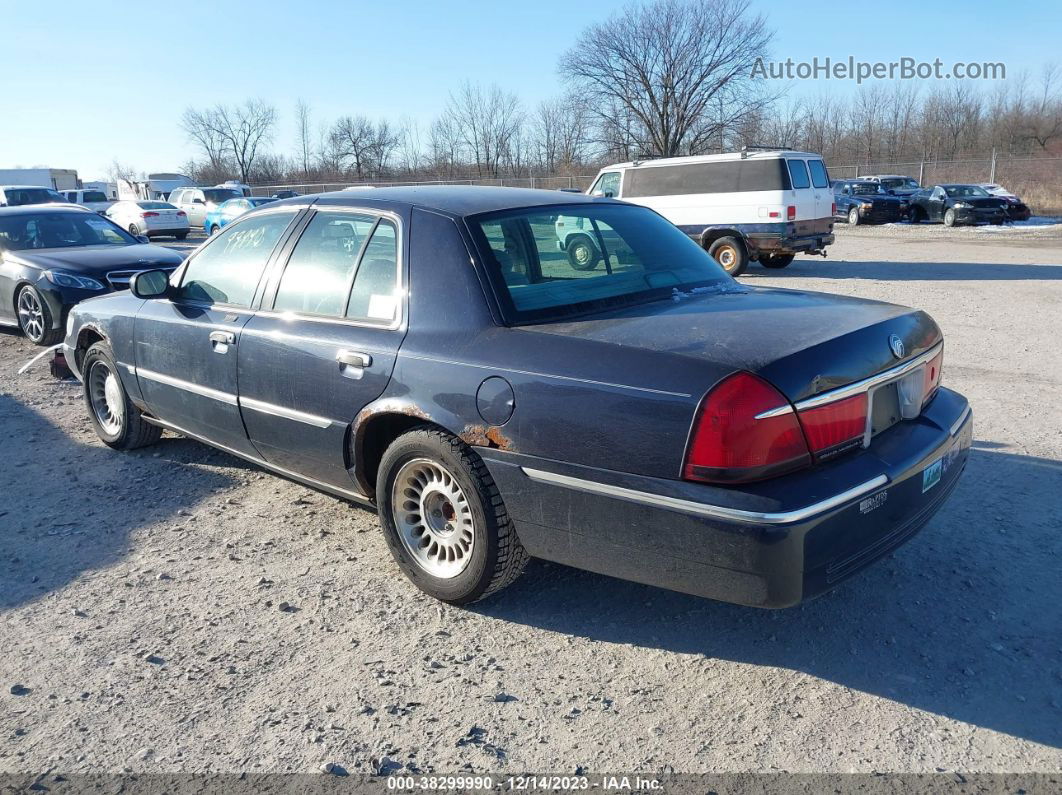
[82,191,108,203]
[138,201,175,209]
[624,159,790,198]
[3,188,67,206]
[203,188,241,203]
[470,203,735,323]
[0,212,135,251]
[248,197,277,206]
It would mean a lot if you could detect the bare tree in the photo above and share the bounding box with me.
[442,82,523,177]
[331,116,400,178]
[107,160,139,183]
[181,100,277,182]
[560,0,773,157]
[295,99,312,176]
[531,93,591,172]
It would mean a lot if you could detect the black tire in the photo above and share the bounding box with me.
[847,207,860,226]
[128,224,140,236]
[708,236,748,276]
[376,426,528,605]
[16,285,63,346]
[908,207,922,224]
[175,232,188,240]
[82,342,162,450]
[943,208,957,227]
[760,253,795,269]
[208,224,220,236]
[565,234,600,271]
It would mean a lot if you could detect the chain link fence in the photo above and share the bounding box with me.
[250,155,1062,214]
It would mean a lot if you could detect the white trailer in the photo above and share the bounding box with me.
[0,168,79,190]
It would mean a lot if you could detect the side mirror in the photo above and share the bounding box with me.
[130,269,171,299]
[602,190,614,198]
[135,234,150,244]
[193,198,206,205]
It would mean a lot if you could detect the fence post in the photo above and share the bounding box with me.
[918,160,925,185]
[989,148,997,183]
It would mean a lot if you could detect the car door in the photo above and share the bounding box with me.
[133,208,303,457]
[927,187,947,221]
[806,159,832,220]
[785,159,816,223]
[236,206,407,490]
[183,189,207,227]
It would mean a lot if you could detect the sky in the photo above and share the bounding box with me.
[1,0,1058,180]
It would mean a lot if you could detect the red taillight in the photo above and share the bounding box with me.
[787,205,797,221]
[141,211,160,218]
[797,393,868,458]
[684,372,810,484]
[831,202,836,215]
[922,349,943,404]
[176,210,187,217]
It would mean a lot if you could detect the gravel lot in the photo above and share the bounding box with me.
[1,221,1060,776]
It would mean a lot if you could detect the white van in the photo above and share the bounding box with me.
[581,149,835,275]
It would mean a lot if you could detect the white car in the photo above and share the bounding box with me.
[0,185,69,207]
[60,188,115,214]
[106,200,190,240]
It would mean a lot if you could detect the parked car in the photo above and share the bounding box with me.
[584,149,835,275]
[167,187,243,228]
[106,200,190,240]
[832,180,906,225]
[272,190,301,199]
[908,184,1009,226]
[859,174,922,198]
[62,187,971,609]
[0,205,184,345]
[979,184,1032,221]
[60,188,115,214]
[0,185,69,207]
[205,197,278,235]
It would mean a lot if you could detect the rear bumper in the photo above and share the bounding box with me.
[747,218,835,256]
[482,387,971,608]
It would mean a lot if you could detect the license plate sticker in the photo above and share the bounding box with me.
[922,458,943,493]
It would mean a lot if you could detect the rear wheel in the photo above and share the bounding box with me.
[16,285,62,346]
[847,207,860,226]
[760,253,795,269]
[377,427,528,605]
[208,224,220,236]
[943,208,957,227]
[908,207,922,224]
[82,342,161,450]
[128,224,140,236]
[708,236,748,276]
[565,234,600,271]
[175,232,188,240]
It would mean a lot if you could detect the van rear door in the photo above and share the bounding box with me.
[806,158,833,221]
[785,159,816,224]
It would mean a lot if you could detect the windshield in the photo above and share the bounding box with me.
[4,188,67,206]
[204,188,241,204]
[852,183,883,195]
[470,203,733,322]
[944,185,991,198]
[880,177,919,190]
[82,191,109,203]
[0,212,136,251]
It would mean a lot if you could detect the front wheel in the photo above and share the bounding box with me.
[82,342,162,450]
[208,224,220,236]
[16,285,62,346]
[847,207,860,226]
[708,236,748,276]
[377,427,528,605]
[128,224,140,236]
[175,232,188,240]
[943,208,957,227]
[760,253,795,269]
[565,235,600,270]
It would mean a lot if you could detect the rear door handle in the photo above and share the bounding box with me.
[336,350,372,368]
[209,330,236,354]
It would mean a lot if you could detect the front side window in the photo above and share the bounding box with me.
[273,211,378,318]
[807,160,830,188]
[178,212,295,307]
[590,172,621,197]
[787,159,811,189]
[471,203,731,322]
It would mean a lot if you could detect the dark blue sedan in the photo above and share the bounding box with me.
[61,187,971,607]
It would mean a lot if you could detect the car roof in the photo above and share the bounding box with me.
[0,203,92,216]
[302,185,620,216]
[0,184,61,190]
[597,150,823,171]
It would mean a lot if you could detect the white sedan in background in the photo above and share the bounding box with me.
[106,200,189,240]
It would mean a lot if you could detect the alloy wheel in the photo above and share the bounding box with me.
[392,458,475,579]
[17,289,45,342]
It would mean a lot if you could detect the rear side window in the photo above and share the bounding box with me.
[625,159,790,197]
[807,160,830,189]
[273,211,377,318]
[787,160,811,189]
[346,221,399,323]
[178,211,295,306]
[83,191,108,203]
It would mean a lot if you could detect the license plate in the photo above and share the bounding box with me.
[922,457,943,493]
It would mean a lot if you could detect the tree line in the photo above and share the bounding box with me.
[170,0,1061,188]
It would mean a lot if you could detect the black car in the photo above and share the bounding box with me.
[908,184,1009,226]
[0,205,185,345]
[62,187,971,608]
[833,180,907,225]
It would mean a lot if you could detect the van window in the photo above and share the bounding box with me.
[590,172,621,198]
[624,159,790,198]
[787,160,811,189]
[807,160,830,189]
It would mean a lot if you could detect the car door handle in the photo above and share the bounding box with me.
[209,330,236,354]
[336,350,372,368]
